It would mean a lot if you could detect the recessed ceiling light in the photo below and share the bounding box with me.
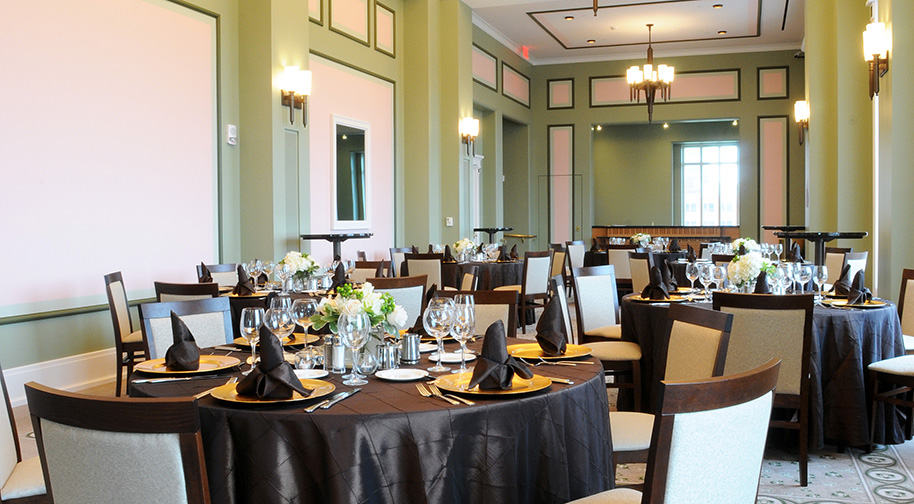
[587,39,596,44]
[718,30,727,35]
[565,15,574,21]
[596,125,602,131]
[713,4,723,8]
[662,123,669,129]
[732,120,739,126]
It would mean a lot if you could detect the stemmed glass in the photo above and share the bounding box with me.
[291,298,318,336]
[712,265,728,292]
[698,263,714,301]
[425,297,456,372]
[797,265,813,294]
[450,295,476,374]
[276,263,294,293]
[239,307,264,373]
[814,265,829,302]
[262,261,275,289]
[776,263,793,294]
[775,243,784,262]
[264,302,295,346]
[338,312,370,386]
[685,263,700,300]
[248,259,264,288]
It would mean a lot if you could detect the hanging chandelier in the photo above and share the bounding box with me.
[627,24,674,123]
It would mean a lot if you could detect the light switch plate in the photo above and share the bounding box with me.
[446,217,454,226]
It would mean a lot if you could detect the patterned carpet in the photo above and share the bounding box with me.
[616,443,914,503]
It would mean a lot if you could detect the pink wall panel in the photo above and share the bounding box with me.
[550,81,571,107]
[592,78,629,105]
[671,72,738,101]
[330,0,368,41]
[761,71,785,96]
[472,47,497,88]
[375,5,394,53]
[759,118,787,243]
[550,126,573,243]
[309,56,394,264]
[503,65,529,105]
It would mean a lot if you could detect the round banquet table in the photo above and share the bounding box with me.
[441,260,524,290]
[129,338,613,504]
[619,293,905,449]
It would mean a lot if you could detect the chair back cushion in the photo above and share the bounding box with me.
[405,259,441,290]
[159,293,214,303]
[903,278,914,336]
[375,286,424,325]
[575,274,619,332]
[606,250,632,280]
[39,419,190,504]
[824,252,845,285]
[0,377,17,487]
[141,298,232,359]
[665,321,723,381]
[720,306,806,395]
[523,255,552,295]
[629,256,651,292]
[459,272,477,291]
[474,304,512,337]
[106,280,132,341]
[844,251,868,280]
[550,251,566,278]
[350,267,377,284]
[566,243,585,269]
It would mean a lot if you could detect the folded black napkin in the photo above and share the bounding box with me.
[443,245,456,263]
[164,311,201,371]
[640,266,670,300]
[668,237,681,252]
[236,327,311,400]
[328,263,347,294]
[334,254,341,263]
[232,265,257,296]
[469,321,534,390]
[829,264,852,295]
[846,270,873,305]
[497,246,509,262]
[411,245,419,254]
[199,262,213,283]
[590,240,598,252]
[737,244,747,256]
[510,244,518,260]
[427,244,434,253]
[535,296,566,356]
[663,260,678,291]
[686,245,697,263]
[787,243,804,263]
[754,271,771,294]
[408,284,438,336]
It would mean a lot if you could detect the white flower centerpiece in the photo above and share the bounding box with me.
[726,250,775,292]
[730,237,759,255]
[631,233,651,248]
[310,282,408,340]
[280,251,320,283]
[454,237,477,262]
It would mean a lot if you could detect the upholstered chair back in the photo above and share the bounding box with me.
[139,297,233,359]
[574,268,620,334]
[628,253,652,292]
[523,253,552,296]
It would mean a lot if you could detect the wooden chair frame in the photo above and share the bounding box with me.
[713,292,814,486]
[154,282,220,302]
[24,383,210,504]
[403,253,444,291]
[389,247,413,277]
[138,297,233,359]
[352,261,387,283]
[195,263,239,284]
[516,250,553,334]
[103,272,149,397]
[0,359,48,504]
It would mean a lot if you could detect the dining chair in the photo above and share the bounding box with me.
[548,275,575,344]
[844,251,869,280]
[357,250,367,261]
[568,359,780,504]
[154,281,220,302]
[436,289,518,338]
[571,265,643,410]
[628,251,653,293]
[24,382,210,504]
[494,250,553,334]
[389,247,413,277]
[550,249,566,283]
[367,275,428,327]
[138,297,234,359]
[868,353,914,450]
[713,292,814,486]
[103,272,149,397]
[824,247,853,286]
[610,304,733,476]
[565,240,586,271]
[898,268,914,355]
[443,265,479,291]
[711,253,735,266]
[0,360,47,504]
[403,253,443,292]
[605,244,637,293]
[195,263,239,288]
[351,261,386,283]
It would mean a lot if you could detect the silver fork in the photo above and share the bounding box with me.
[429,383,475,405]
[416,383,460,405]
[194,376,238,399]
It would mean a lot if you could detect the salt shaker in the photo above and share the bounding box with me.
[400,333,420,365]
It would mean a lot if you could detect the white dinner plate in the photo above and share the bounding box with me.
[418,343,437,353]
[375,369,430,381]
[294,369,329,379]
[429,352,477,363]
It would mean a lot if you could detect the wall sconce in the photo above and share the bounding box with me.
[795,100,809,145]
[279,66,312,126]
[459,117,480,156]
[864,22,889,99]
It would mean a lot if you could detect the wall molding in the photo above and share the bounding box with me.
[4,348,115,407]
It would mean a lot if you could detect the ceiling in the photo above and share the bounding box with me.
[465,0,805,65]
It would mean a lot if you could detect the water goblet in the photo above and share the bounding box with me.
[276,263,294,293]
[797,265,813,293]
[776,263,793,294]
[450,295,476,373]
[339,312,371,386]
[264,305,295,346]
[261,261,275,288]
[292,298,318,335]
[712,265,728,292]
[425,297,456,372]
[815,265,829,301]
[685,262,700,300]
[698,263,714,301]
[239,307,264,374]
[248,259,264,288]
[270,294,293,311]
[775,243,784,262]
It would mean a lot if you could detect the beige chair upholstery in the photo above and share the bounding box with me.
[549,275,575,344]
[104,272,149,397]
[550,251,566,279]
[868,353,914,449]
[389,247,413,277]
[898,270,914,354]
[196,263,239,288]
[628,252,652,293]
[0,360,46,503]
[844,251,868,281]
[24,383,210,504]
[404,253,443,291]
[350,261,385,283]
[566,241,586,269]
[369,276,428,327]
[569,360,779,504]
[154,282,220,302]
[824,252,846,286]
[495,251,553,334]
[606,249,634,283]
[571,266,621,341]
[138,297,233,360]
[437,290,518,338]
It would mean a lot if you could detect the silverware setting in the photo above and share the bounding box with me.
[304,399,330,413]
[321,388,361,410]
[194,376,238,399]
[429,383,475,405]
[520,357,587,367]
[416,383,468,405]
[543,376,574,385]
[134,374,233,384]
[213,346,241,352]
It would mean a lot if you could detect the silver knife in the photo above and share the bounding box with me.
[544,376,575,385]
[304,399,330,413]
[134,375,230,384]
[321,388,361,409]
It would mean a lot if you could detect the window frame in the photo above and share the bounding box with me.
[673,141,740,227]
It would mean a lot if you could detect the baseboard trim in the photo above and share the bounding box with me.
[4,348,116,407]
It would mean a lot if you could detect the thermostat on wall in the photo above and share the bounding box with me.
[226,124,238,145]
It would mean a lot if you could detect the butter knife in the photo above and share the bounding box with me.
[134,375,231,384]
[321,388,361,409]
[304,399,330,413]
[544,376,575,385]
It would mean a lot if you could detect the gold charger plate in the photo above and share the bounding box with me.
[435,372,551,396]
[630,294,687,303]
[824,291,848,298]
[227,291,270,297]
[506,343,592,361]
[233,332,319,347]
[829,299,887,309]
[134,355,241,375]
[211,378,335,404]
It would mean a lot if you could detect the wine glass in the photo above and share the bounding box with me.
[425,297,456,372]
[698,263,714,301]
[240,307,264,373]
[276,263,294,293]
[261,261,275,289]
[450,295,476,374]
[775,243,784,262]
[712,265,728,292]
[345,260,356,279]
[292,298,318,336]
[248,259,264,288]
[685,262,700,300]
[815,265,829,301]
[776,263,793,294]
[797,265,813,294]
[264,305,295,346]
[338,312,370,386]
[270,294,293,311]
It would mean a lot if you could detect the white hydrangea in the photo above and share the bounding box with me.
[281,251,318,276]
[362,292,383,315]
[454,237,476,254]
[727,251,764,287]
[631,233,651,248]
[731,238,759,255]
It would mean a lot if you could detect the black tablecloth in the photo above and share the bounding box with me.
[441,261,524,290]
[619,294,905,449]
[130,339,613,504]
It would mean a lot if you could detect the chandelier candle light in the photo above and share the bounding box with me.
[627,24,674,123]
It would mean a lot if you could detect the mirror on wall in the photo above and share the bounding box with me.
[332,116,370,229]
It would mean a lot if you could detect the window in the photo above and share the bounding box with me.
[680,143,739,226]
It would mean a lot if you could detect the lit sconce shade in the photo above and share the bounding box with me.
[863,22,889,99]
[794,100,809,145]
[460,117,480,156]
[280,66,312,126]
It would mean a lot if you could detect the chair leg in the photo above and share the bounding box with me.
[800,405,808,487]
[632,359,642,412]
[520,298,527,334]
[869,372,881,453]
[115,353,124,397]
